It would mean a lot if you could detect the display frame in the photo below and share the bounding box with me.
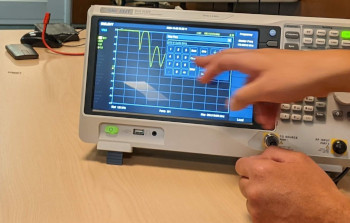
[84,15,280,129]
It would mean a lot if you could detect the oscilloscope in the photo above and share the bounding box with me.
[80,5,350,167]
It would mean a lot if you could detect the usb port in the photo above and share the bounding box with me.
[133,129,144,135]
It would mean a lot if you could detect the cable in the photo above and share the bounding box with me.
[42,12,84,56]
[61,28,86,43]
[278,2,281,15]
[62,40,86,47]
[233,0,239,13]
[258,0,261,14]
[333,167,350,185]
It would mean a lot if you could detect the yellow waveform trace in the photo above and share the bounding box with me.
[118,29,167,68]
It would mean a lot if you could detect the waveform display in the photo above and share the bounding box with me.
[117,29,166,68]
[94,20,258,124]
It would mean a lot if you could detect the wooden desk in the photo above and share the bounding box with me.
[0,30,349,223]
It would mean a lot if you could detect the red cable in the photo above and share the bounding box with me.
[42,12,84,56]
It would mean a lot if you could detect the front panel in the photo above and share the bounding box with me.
[80,6,350,166]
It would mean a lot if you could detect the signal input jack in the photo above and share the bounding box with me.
[152,131,157,136]
[332,140,347,155]
[264,133,279,147]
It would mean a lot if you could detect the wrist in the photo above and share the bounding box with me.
[340,196,350,223]
[329,193,350,223]
[321,50,350,93]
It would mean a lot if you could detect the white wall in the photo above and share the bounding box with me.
[0,0,71,25]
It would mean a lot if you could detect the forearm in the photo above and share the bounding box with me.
[316,50,350,93]
[328,193,350,223]
[341,195,350,223]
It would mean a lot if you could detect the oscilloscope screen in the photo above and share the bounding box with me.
[90,18,261,128]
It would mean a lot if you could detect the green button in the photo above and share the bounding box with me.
[341,31,350,39]
[105,125,119,135]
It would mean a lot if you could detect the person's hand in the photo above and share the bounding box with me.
[195,49,350,129]
[235,147,350,223]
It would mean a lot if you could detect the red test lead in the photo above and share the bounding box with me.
[41,12,84,56]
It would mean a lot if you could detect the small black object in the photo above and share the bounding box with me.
[264,134,279,147]
[333,167,350,185]
[5,44,39,60]
[106,151,123,165]
[34,23,79,42]
[21,31,62,48]
[332,140,347,155]
[332,110,344,119]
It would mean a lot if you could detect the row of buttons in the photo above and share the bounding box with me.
[280,113,315,122]
[286,30,350,39]
[280,96,327,122]
[286,31,350,47]
[284,26,350,50]
[280,103,326,112]
[303,29,339,37]
[280,113,324,122]
[302,38,350,47]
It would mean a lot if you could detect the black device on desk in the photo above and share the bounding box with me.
[5,44,39,60]
[20,31,62,48]
[34,23,80,42]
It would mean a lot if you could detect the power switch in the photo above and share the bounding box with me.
[105,125,119,135]
[332,140,347,155]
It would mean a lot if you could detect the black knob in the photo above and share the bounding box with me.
[264,134,279,147]
[332,140,347,155]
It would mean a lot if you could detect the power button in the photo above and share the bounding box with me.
[105,125,119,135]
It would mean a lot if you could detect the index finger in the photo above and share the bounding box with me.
[196,50,262,84]
[195,48,250,68]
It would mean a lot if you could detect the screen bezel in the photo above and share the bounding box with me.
[84,15,280,130]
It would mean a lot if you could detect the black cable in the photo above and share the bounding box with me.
[258,0,261,14]
[228,3,234,12]
[60,28,86,44]
[180,3,187,10]
[333,167,350,185]
[233,0,239,13]
[62,38,86,47]
[278,3,281,15]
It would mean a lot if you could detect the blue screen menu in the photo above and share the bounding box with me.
[93,20,259,124]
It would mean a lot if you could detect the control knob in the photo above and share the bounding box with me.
[333,92,350,105]
[264,133,279,147]
[332,140,347,155]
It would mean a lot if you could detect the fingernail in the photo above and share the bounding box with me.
[198,77,206,84]
[225,99,229,108]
